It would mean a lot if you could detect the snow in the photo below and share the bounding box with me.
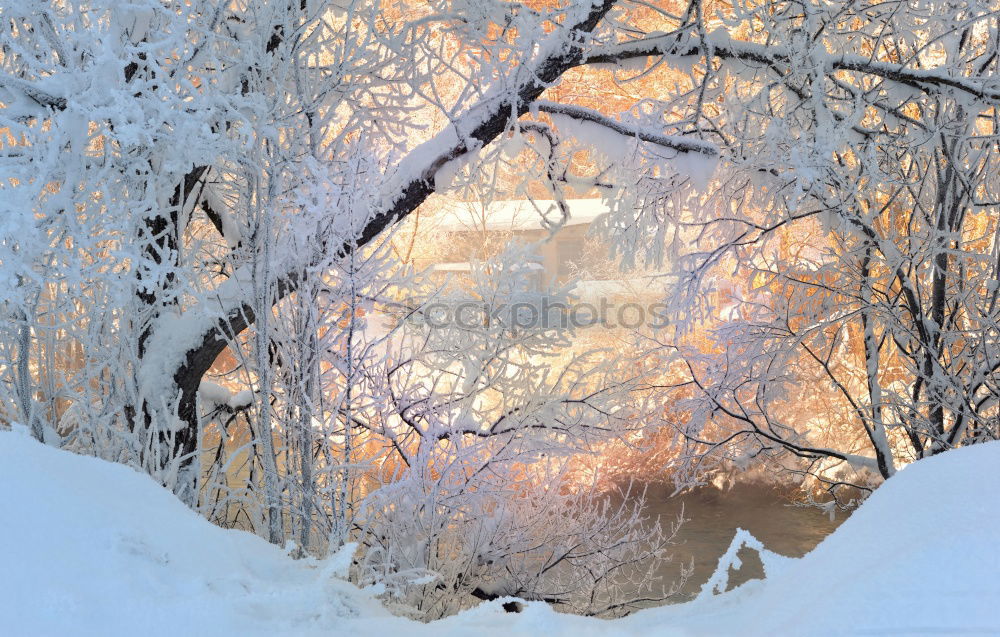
[620,442,1000,636]
[693,528,793,601]
[670,441,1000,636]
[434,152,479,192]
[228,389,254,410]
[197,380,231,406]
[0,428,399,637]
[2,428,998,636]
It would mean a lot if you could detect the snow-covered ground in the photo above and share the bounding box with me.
[2,427,998,636]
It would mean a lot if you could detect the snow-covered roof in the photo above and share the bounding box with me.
[571,278,661,299]
[433,198,610,233]
[430,262,473,272]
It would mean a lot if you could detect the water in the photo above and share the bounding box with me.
[641,483,849,601]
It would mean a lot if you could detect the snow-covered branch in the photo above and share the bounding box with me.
[0,75,67,114]
[583,33,1000,102]
[533,100,718,156]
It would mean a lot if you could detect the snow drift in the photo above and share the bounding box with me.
[2,428,998,636]
[0,427,400,637]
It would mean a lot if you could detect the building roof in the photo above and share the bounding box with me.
[433,198,611,233]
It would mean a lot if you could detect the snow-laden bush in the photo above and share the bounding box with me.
[354,463,684,619]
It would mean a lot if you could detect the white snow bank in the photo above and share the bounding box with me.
[618,442,1000,636]
[430,443,1000,636]
[0,428,404,637]
[2,429,998,636]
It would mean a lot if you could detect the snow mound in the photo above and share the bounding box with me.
[0,429,401,637]
[620,441,1000,636]
[2,429,998,636]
